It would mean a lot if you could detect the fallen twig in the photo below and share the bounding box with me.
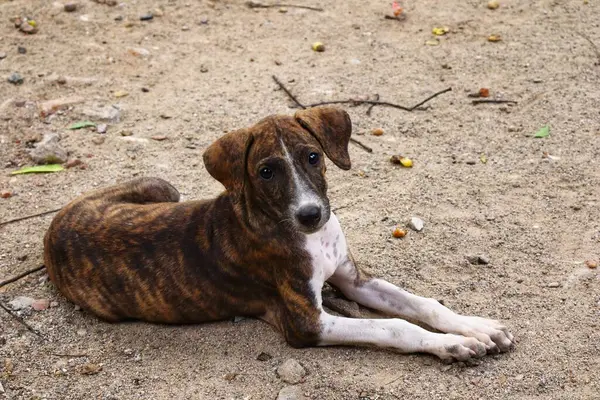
[245,1,323,11]
[272,75,452,114]
[0,207,61,227]
[349,138,373,153]
[0,301,43,338]
[576,31,600,65]
[52,353,88,358]
[0,265,46,290]
[472,99,518,105]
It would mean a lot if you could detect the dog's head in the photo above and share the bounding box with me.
[203,107,352,234]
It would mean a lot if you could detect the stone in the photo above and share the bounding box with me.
[467,255,490,265]
[96,123,108,134]
[65,159,83,168]
[408,217,424,232]
[79,363,102,375]
[32,299,50,311]
[140,13,154,21]
[0,52,7,60]
[8,296,35,310]
[29,133,68,164]
[8,72,23,85]
[50,301,59,308]
[77,329,87,336]
[64,3,78,12]
[127,47,150,58]
[547,282,560,288]
[92,136,106,145]
[18,46,26,54]
[276,359,306,384]
[277,386,305,400]
[256,352,272,361]
[79,105,121,123]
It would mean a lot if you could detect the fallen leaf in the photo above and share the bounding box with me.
[11,164,64,175]
[479,88,490,98]
[69,121,96,130]
[432,27,449,36]
[390,155,413,167]
[480,154,488,164]
[392,0,403,16]
[1,191,12,199]
[534,125,550,138]
[488,34,502,42]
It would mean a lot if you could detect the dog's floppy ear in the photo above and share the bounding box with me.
[294,107,352,170]
[203,129,253,192]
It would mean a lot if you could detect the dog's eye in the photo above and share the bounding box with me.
[308,152,319,165]
[259,166,274,180]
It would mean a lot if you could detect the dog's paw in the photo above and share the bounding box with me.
[452,316,514,353]
[434,334,487,362]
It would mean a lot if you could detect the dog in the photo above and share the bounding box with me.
[44,106,514,361]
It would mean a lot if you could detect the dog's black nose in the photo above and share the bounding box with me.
[296,205,322,228]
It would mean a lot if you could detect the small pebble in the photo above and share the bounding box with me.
[141,87,149,92]
[64,3,78,12]
[1,191,12,199]
[96,123,107,134]
[153,8,164,17]
[8,72,24,85]
[18,46,26,54]
[151,135,167,141]
[277,386,305,400]
[79,363,102,375]
[547,282,560,288]
[50,301,59,308]
[114,90,128,98]
[532,78,543,83]
[92,136,106,145]
[57,76,67,84]
[32,299,50,311]
[8,296,35,310]
[408,217,424,232]
[77,329,87,336]
[585,260,598,269]
[200,66,208,73]
[392,227,407,238]
[0,52,6,60]
[277,359,306,384]
[256,352,272,361]
[140,13,154,21]
[120,130,133,137]
[466,160,476,165]
[223,372,237,381]
[371,128,384,136]
[65,159,83,169]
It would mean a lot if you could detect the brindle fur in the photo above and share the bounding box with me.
[44,107,352,348]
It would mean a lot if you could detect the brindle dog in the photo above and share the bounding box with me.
[44,107,514,361]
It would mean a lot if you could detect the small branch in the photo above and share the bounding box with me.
[0,207,61,227]
[471,99,518,105]
[272,75,306,109]
[349,137,373,153]
[0,301,43,339]
[408,87,453,110]
[52,353,88,358]
[366,94,379,116]
[576,31,600,65]
[307,99,411,111]
[0,265,46,289]
[246,1,323,11]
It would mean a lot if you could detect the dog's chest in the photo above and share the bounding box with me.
[304,213,348,283]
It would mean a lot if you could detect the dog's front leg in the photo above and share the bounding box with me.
[327,256,514,354]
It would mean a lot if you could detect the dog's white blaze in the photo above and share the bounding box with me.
[280,140,324,212]
[304,213,514,360]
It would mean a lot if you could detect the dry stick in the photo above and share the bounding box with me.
[576,31,600,64]
[0,265,46,290]
[272,75,373,153]
[0,207,61,227]
[52,353,88,358]
[245,1,323,11]
[0,301,43,338]
[472,99,518,105]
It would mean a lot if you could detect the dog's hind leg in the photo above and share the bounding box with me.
[79,177,180,205]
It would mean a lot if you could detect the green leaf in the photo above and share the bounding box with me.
[69,121,96,130]
[534,125,550,138]
[11,164,65,175]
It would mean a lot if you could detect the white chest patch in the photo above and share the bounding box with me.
[304,213,348,304]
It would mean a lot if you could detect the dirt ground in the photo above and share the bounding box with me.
[1,0,599,399]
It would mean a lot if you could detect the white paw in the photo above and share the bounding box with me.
[452,316,514,353]
[434,334,487,361]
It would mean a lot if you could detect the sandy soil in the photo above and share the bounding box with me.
[1,0,600,399]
